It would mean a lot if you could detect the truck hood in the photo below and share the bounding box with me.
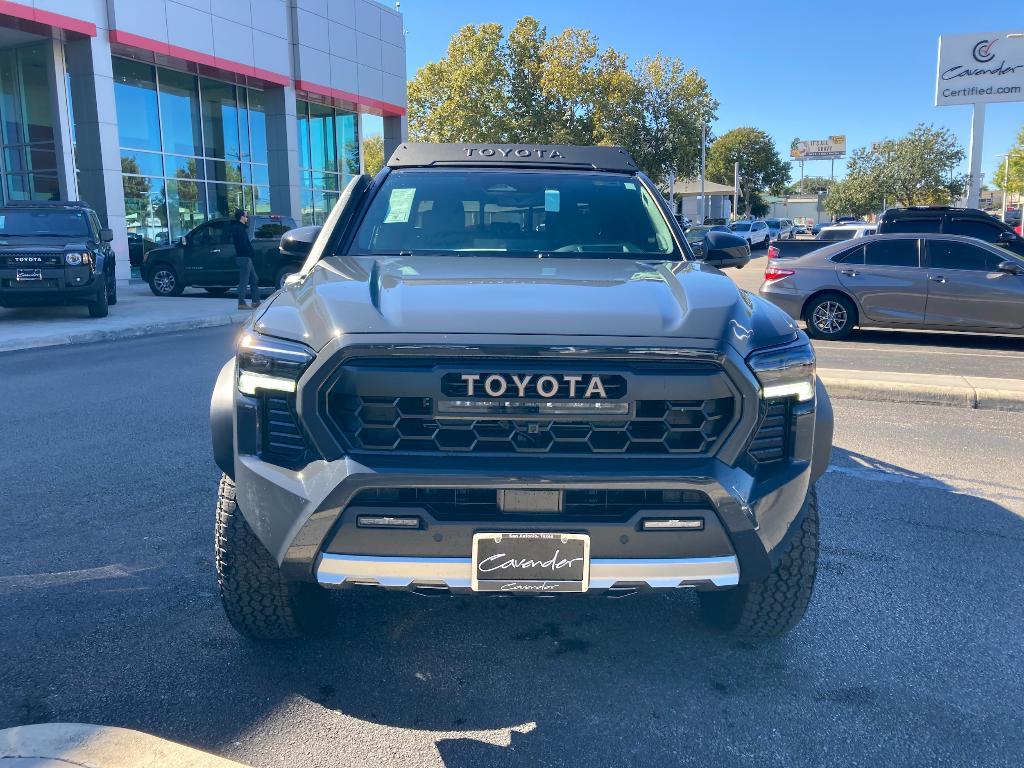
[254,255,799,354]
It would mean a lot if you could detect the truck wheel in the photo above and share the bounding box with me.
[804,293,857,340]
[87,282,109,318]
[698,486,818,639]
[215,474,330,640]
[149,264,184,297]
[106,273,118,305]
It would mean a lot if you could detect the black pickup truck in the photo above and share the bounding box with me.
[142,214,296,296]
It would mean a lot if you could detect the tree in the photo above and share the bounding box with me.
[407,17,717,181]
[826,124,966,216]
[362,134,385,176]
[991,124,1024,199]
[784,175,835,195]
[706,127,789,216]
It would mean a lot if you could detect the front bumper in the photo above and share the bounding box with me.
[217,337,831,594]
[0,266,100,305]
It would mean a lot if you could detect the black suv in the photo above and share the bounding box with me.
[0,201,116,318]
[142,214,297,297]
[878,206,1024,258]
[210,143,834,642]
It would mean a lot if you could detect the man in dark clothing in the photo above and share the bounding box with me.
[231,209,260,309]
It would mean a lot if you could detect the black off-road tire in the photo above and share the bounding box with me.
[87,282,108,318]
[215,474,330,640]
[148,263,184,297]
[107,273,118,305]
[699,486,818,638]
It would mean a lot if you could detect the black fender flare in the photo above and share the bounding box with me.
[811,376,833,483]
[210,358,236,479]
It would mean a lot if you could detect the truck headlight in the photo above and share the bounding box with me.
[236,331,314,396]
[747,340,815,402]
[65,252,89,265]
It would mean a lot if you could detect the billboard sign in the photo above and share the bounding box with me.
[936,32,1024,106]
[790,136,846,160]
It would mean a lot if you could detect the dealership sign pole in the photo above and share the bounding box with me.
[936,31,1024,208]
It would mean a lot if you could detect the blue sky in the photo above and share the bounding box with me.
[392,0,1024,185]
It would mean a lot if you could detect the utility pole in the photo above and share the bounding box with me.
[700,122,706,224]
[733,161,740,220]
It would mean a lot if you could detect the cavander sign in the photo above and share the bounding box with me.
[936,32,1024,106]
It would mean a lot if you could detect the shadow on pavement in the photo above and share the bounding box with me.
[844,327,1024,351]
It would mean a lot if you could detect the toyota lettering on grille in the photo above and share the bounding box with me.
[460,373,608,399]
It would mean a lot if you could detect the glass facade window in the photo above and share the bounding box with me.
[0,43,61,201]
[296,98,360,225]
[112,57,271,269]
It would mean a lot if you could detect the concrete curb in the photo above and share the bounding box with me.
[819,368,1024,412]
[0,312,248,354]
[0,723,248,767]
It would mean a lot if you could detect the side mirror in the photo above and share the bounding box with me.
[99,228,114,242]
[997,231,1017,245]
[700,231,752,269]
[996,260,1024,276]
[278,225,322,258]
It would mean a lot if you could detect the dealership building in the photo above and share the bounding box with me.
[0,0,407,280]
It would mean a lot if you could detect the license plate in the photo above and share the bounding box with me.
[471,532,590,593]
[16,269,42,281]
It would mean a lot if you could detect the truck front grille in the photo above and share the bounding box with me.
[349,487,713,522]
[330,395,734,455]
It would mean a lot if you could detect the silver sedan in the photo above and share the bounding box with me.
[758,233,1024,340]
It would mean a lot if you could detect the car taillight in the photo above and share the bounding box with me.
[767,245,780,259]
[764,264,795,281]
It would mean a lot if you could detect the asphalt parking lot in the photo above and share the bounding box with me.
[1,325,1021,767]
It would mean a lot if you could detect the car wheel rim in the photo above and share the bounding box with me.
[812,301,847,334]
[154,270,175,294]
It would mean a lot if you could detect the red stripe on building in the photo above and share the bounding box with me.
[109,29,290,87]
[0,0,97,36]
[296,79,406,117]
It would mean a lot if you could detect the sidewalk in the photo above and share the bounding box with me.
[819,368,1024,411]
[0,723,248,767]
[0,283,253,353]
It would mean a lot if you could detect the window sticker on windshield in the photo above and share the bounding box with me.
[384,188,415,223]
[624,182,637,190]
[544,189,560,213]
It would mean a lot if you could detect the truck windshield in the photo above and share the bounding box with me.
[351,169,681,259]
[0,209,90,237]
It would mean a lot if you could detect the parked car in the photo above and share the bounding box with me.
[684,224,730,256]
[792,223,808,235]
[728,219,771,249]
[766,218,795,241]
[209,142,829,642]
[759,233,1024,340]
[141,214,298,296]
[0,200,116,318]
[768,224,878,261]
[877,206,1024,260]
[703,217,728,226]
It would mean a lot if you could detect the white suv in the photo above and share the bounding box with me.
[728,219,771,249]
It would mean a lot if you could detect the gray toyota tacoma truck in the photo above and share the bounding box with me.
[210,143,833,640]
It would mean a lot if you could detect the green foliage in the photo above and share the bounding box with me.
[407,17,718,181]
[706,127,790,216]
[991,124,1024,195]
[785,175,835,195]
[827,124,965,216]
[362,134,385,176]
